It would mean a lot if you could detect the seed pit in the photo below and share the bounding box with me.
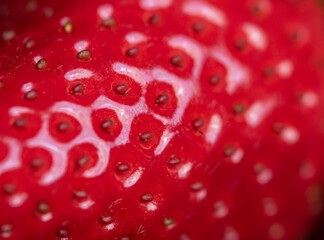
[99,215,114,224]
[168,156,181,167]
[116,163,130,173]
[234,39,247,51]
[139,132,154,142]
[13,118,28,129]
[30,158,44,170]
[2,184,16,195]
[149,14,161,25]
[155,93,169,105]
[76,156,89,168]
[232,104,246,114]
[192,21,205,33]
[56,229,69,238]
[71,83,85,95]
[223,146,236,157]
[140,192,154,202]
[209,75,222,85]
[24,90,38,101]
[73,190,88,201]
[37,201,50,213]
[102,18,116,29]
[57,122,70,133]
[171,55,184,68]
[101,119,114,136]
[190,182,204,191]
[163,217,174,226]
[114,83,129,96]
[77,49,92,61]
[126,47,139,58]
[36,59,48,70]
[64,21,73,33]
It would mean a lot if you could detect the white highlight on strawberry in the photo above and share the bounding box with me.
[300,162,315,179]
[139,0,172,10]
[178,162,192,179]
[276,60,294,79]
[33,56,42,63]
[64,68,93,81]
[155,130,175,155]
[21,82,34,93]
[125,32,148,45]
[60,17,71,26]
[105,223,115,231]
[263,198,278,217]
[205,114,222,145]
[214,201,229,218]
[147,202,158,211]
[0,139,21,176]
[245,99,275,128]
[211,46,250,95]
[97,4,114,19]
[242,23,268,51]
[9,106,34,116]
[74,40,89,52]
[230,149,244,164]
[40,213,53,222]
[8,193,28,208]
[2,30,15,41]
[280,126,300,145]
[124,169,143,188]
[300,91,319,108]
[224,227,239,240]
[78,199,95,210]
[182,1,227,27]
[256,168,273,185]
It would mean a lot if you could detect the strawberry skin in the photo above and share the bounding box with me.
[1,0,324,239]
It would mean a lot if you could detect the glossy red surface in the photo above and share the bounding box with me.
[0,0,324,239]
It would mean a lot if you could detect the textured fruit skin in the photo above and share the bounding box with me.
[0,0,324,239]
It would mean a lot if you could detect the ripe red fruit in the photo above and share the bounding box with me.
[1,0,324,239]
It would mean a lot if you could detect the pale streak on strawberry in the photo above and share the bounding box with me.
[0,139,22,176]
[242,23,268,51]
[211,46,250,95]
[9,106,34,116]
[64,68,93,81]
[205,114,222,145]
[124,169,143,188]
[125,32,148,45]
[245,99,276,128]
[178,162,192,179]
[97,4,113,20]
[155,130,175,156]
[230,149,244,164]
[74,40,89,52]
[139,0,172,10]
[8,192,28,208]
[78,199,95,210]
[182,1,227,27]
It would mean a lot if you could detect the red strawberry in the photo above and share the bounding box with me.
[1,0,324,239]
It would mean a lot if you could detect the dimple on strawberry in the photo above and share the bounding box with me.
[0,0,324,239]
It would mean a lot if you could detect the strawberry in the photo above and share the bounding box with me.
[0,0,324,239]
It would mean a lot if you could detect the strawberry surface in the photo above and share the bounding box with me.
[0,0,324,239]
